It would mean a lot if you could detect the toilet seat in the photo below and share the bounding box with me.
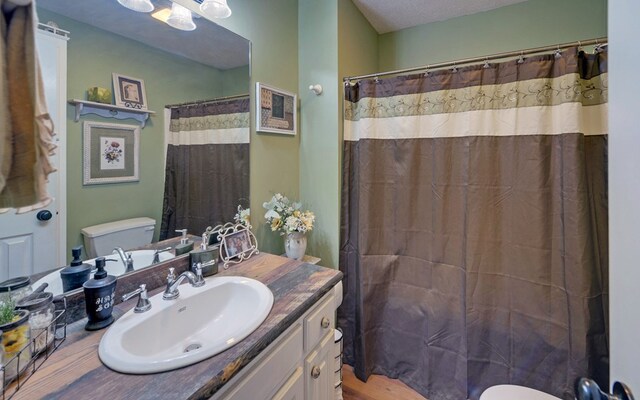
[480,385,561,400]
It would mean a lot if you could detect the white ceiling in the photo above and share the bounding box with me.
[38,0,250,70]
[352,0,530,34]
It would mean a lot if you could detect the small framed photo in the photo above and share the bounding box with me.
[256,82,297,135]
[218,224,259,269]
[112,73,148,110]
[83,121,139,185]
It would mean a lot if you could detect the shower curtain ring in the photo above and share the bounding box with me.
[554,45,562,59]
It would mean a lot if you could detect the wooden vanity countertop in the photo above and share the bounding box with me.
[12,253,343,400]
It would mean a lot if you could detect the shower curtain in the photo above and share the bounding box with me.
[339,48,608,400]
[160,97,249,240]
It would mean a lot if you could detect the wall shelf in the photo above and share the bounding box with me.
[68,99,156,128]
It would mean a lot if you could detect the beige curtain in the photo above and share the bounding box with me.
[0,1,56,212]
[339,48,608,400]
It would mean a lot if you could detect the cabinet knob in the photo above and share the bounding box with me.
[321,317,330,329]
[311,366,321,379]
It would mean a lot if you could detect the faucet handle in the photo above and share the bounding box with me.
[167,267,176,282]
[122,284,151,313]
[192,263,206,287]
[125,253,134,273]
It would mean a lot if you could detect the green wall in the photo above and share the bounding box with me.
[379,0,608,71]
[180,0,300,254]
[298,0,339,268]
[296,0,378,269]
[37,9,249,260]
[222,65,251,97]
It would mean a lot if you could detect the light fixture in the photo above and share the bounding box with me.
[200,0,232,19]
[166,2,196,31]
[151,8,172,23]
[117,0,154,13]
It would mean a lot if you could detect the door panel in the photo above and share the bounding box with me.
[0,29,67,278]
[0,235,33,280]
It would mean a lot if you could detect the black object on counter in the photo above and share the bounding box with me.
[189,246,219,277]
[83,257,117,331]
[60,246,92,292]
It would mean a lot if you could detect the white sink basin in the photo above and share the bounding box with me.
[33,250,175,296]
[99,276,274,374]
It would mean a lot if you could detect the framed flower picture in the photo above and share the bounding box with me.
[112,73,148,110]
[83,121,140,185]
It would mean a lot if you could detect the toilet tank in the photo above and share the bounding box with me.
[81,217,156,258]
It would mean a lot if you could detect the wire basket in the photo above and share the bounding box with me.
[1,298,67,399]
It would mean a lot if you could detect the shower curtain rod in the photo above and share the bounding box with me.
[343,36,607,82]
[165,93,250,108]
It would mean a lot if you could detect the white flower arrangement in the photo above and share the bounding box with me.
[234,205,251,229]
[263,193,315,235]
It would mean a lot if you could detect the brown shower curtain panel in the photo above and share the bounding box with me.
[339,48,608,400]
[160,98,249,240]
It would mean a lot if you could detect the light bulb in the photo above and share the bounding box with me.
[166,3,196,31]
[117,0,154,13]
[200,0,232,19]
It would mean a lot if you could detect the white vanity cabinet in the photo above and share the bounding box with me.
[214,288,337,400]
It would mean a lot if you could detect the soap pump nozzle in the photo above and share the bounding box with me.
[70,246,84,266]
[200,233,208,251]
[93,257,116,279]
[176,229,188,245]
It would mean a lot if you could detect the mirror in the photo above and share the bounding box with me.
[0,0,250,296]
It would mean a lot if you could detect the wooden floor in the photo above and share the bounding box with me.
[341,365,427,400]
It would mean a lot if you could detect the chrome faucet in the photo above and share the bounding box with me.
[163,266,205,300]
[113,247,128,268]
[122,284,151,313]
[152,247,173,264]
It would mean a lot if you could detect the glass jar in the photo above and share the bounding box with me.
[0,277,33,304]
[0,309,31,383]
[16,292,55,354]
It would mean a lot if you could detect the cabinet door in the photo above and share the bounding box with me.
[305,332,334,400]
[272,367,303,400]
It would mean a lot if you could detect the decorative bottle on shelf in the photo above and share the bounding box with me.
[83,257,117,331]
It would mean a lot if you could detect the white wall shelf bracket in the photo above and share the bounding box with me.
[69,99,155,128]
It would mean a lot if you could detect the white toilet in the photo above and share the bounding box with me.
[480,385,561,400]
[81,217,156,258]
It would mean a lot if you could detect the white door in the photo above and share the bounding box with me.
[610,0,639,396]
[0,27,67,281]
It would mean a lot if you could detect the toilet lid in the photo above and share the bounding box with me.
[480,385,560,400]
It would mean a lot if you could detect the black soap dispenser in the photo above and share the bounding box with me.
[60,246,93,292]
[83,257,117,331]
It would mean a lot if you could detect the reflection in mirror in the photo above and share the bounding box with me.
[0,0,250,295]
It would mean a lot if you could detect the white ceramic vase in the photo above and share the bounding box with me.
[284,232,307,261]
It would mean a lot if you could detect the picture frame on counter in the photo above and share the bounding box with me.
[83,121,140,185]
[256,82,297,135]
[218,224,259,269]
